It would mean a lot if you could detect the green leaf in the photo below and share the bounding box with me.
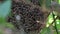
[40,27,51,34]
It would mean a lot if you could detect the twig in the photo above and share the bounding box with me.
[48,15,58,27]
[52,12,59,34]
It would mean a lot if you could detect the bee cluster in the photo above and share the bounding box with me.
[7,0,46,34]
[30,0,40,6]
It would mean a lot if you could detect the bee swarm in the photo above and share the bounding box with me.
[7,0,50,34]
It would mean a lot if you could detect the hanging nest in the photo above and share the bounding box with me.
[6,0,51,34]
